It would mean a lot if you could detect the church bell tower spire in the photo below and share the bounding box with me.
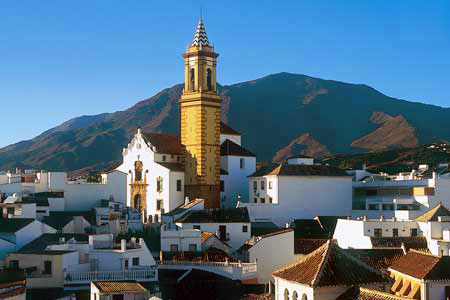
[180,19,221,208]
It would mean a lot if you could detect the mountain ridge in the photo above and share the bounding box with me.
[1,72,449,174]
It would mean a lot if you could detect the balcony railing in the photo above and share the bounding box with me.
[64,266,157,284]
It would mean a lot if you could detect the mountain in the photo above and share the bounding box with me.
[1,72,450,174]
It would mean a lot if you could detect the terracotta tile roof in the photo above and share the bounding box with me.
[370,237,428,252]
[93,281,147,293]
[267,163,349,177]
[257,228,293,239]
[389,250,450,281]
[294,238,328,255]
[241,294,274,300]
[142,132,184,154]
[336,287,409,300]
[345,249,405,273]
[156,162,185,172]
[176,207,250,223]
[273,241,386,287]
[221,139,256,157]
[201,232,215,243]
[220,122,240,136]
[415,203,450,222]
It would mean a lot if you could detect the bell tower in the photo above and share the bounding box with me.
[180,19,221,208]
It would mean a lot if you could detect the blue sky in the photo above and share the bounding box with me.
[1,1,449,147]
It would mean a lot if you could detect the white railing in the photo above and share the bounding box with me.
[64,266,157,284]
[158,261,257,280]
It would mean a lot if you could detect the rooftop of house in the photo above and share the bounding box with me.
[294,238,328,255]
[273,241,386,288]
[292,216,344,239]
[176,207,250,224]
[42,211,93,230]
[249,163,349,177]
[161,248,238,263]
[389,249,450,281]
[415,203,450,222]
[220,139,255,157]
[19,233,89,252]
[142,132,185,155]
[370,236,429,252]
[0,269,25,284]
[201,231,215,244]
[345,248,405,273]
[336,287,409,300]
[0,218,34,233]
[12,250,76,255]
[220,122,241,136]
[238,229,294,253]
[163,198,204,217]
[93,281,147,294]
[250,221,280,236]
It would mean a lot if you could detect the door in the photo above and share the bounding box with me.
[219,225,227,241]
[112,295,124,300]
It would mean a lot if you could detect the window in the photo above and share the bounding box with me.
[261,181,265,190]
[368,203,379,211]
[189,244,197,251]
[260,198,265,204]
[269,197,273,204]
[112,295,124,300]
[132,257,139,266]
[7,207,14,215]
[242,225,248,233]
[9,260,19,269]
[240,158,245,169]
[190,68,195,91]
[124,259,129,270]
[220,180,225,192]
[114,204,120,212]
[157,177,163,192]
[177,179,182,192]
[269,181,272,189]
[382,204,395,211]
[374,228,382,237]
[366,189,377,196]
[193,225,201,230]
[254,198,257,203]
[301,294,308,300]
[134,160,143,182]
[170,244,179,252]
[133,194,142,211]
[162,155,166,162]
[207,68,212,91]
[177,156,180,162]
[284,289,289,300]
[253,181,257,190]
[393,228,399,237]
[292,291,298,300]
[43,260,52,275]
[411,228,418,237]
[156,200,163,211]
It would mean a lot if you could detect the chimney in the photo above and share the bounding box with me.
[139,238,145,247]
[185,196,190,206]
[121,239,126,251]
[131,237,136,246]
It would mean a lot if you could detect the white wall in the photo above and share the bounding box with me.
[275,277,313,300]
[177,222,251,251]
[249,230,294,284]
[221,155,256,208]
[15,220,56,250]
[160,226,201,252]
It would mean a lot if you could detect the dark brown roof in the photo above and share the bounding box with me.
[273,241,386,287]
[389,250,450,281]
[336,287,409,300]
[294,238,328,255]
[142,132,184,154]
[221,139,256,157]
[257,228,293,239]
[176,207,250,223]
[156,162,185,172]
[345,249,405,273]
[415,203,450,222]
[220,122,241,136]
[161,248,237,263]
[370,237,428,252]
[93,281,147,293]
[292,216,344,239]
[267,164,349,177]
[0,218,34,233]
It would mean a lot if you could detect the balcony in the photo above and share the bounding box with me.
[158,261,257,281]
[64,266,157,284]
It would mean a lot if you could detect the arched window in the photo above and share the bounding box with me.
[207,68,212,91]
[301,293,307,300]
[190,68,195,91]
[292,291,298,300]
[134,194,141,211]
[284,289,289,300]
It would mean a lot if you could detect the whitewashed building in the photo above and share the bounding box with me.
[238,228,294,284]
[240,159,352,226]
[175,207,251,251]
[90,281,151,300]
